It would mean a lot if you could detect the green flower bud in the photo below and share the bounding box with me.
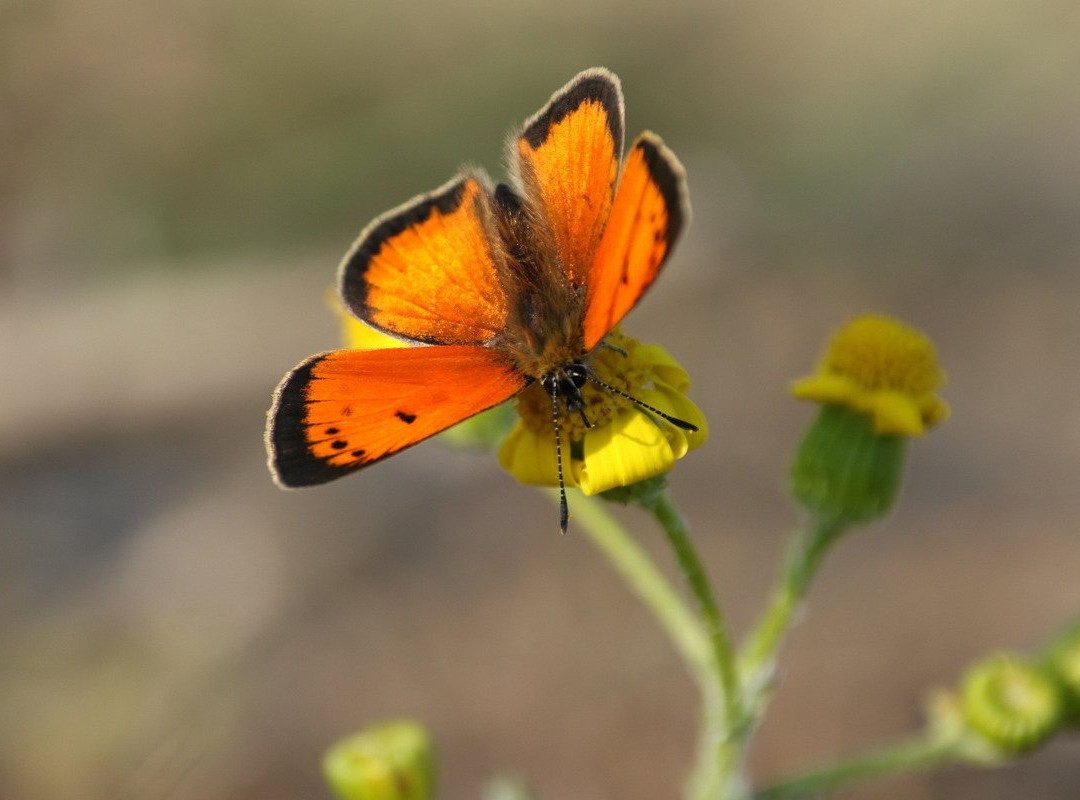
[960,654,1064,755]
[789,404,906,524]
[323,720,436,800]
[1042,618,1080,724]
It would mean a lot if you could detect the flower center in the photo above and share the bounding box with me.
[822,314,943,395]
[514,330,647,441]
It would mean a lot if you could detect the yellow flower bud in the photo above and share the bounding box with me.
[323,720,436,800]
[959,654,1064,755]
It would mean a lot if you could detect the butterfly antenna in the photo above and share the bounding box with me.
[548,377,570,534]
[586,370,699,432]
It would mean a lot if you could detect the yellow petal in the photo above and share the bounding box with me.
[576,411,675,495]
[922,396,951,427]
[859,390,927,437]
[637,386,709,456]
[497,423,579,488]
[631,343,691,391]
[791,373,860,406]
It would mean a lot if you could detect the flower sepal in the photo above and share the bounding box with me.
[790,404,906,524]
[599,474,670,507]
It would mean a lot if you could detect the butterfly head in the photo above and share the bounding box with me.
[541,361,593,430]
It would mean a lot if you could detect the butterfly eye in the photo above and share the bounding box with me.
[566,363,589,388]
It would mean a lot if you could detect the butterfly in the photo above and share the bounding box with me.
[266,67,693,531]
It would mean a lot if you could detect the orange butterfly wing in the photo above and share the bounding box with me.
[339,173,508,345]
[583,132,689,350]
[267,346,527,487]
[515,68,624,287]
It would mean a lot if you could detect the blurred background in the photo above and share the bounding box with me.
[2,0,1079,798]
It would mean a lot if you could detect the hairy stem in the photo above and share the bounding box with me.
[640,487,745,799]
[740,517,847,704]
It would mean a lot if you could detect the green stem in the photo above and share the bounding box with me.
[568,492,711,688]
[640,487,745,799]
[754,733,960,799]
[740,517,847,696]
[642,488,740,725]
[688,684,727,800]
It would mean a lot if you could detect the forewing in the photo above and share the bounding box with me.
[339,173,508,345]
[583,132,689,350]
[267,346,527,487]
[514,68,624,286]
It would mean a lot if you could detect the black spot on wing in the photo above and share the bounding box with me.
[268,354,363,487]
[395,410,417,424]
[521,69,624,156]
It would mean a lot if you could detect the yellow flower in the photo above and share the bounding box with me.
[792,314,949,436]
[498,330,707,495]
